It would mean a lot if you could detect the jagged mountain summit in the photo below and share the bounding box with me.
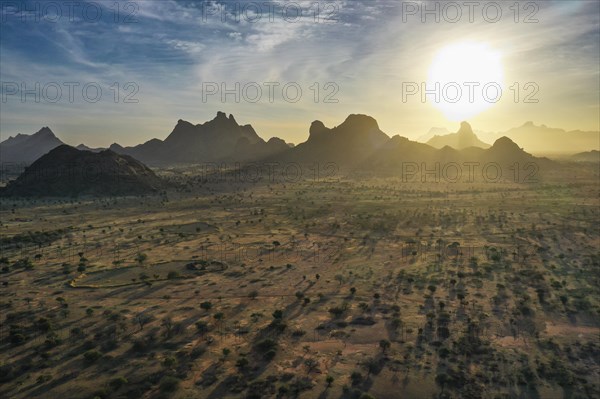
[1,145,165,197]
[276,114,390,165]
[426,121,491,150]
[0,127,65,163]
[109,112,290,165]
[3,115,589,176]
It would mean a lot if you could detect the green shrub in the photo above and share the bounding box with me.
[350,371,363,386]
[109,376,128,390]
[255,338,277,353]
[159,376,180,392]
[264,349,277,360]
[84,350,102,363]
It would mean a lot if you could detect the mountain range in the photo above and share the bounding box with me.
[469,122,599,155]
[4,112,596,196]
[1,114,598,171]
[365,134,550,176]
[415,122,599,155]
[0,127,64,164]
[108,111,291,165]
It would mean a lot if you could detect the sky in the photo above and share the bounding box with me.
[1,0,599,147]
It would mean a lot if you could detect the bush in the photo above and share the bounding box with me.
[329,306,345,318]
[190,344,207,359]
[326,375,334,386]
[255,338,277,353]
[264,349,277,361]
[36,374,52,384]
[272,309,283,319]
[91,388,109,399]
[37,317,53,332]
[159,376,180,392]
[44,332,62,348]
[0,364,15,383]
[236,357,249,370]
[195,320,209,335]
[350,371,363,386]
[10,332,26,345]
[109,376,128,390]
[84,350,102,363]
[131,339,149,352]
[14,258,33,270]
[163,355,177,369]
[291,329,306,337]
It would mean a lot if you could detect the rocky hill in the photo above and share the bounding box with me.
[1,145,165,197]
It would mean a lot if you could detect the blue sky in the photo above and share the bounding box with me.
[1,0,599,147]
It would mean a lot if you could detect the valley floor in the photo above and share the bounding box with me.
[1,172,599,399]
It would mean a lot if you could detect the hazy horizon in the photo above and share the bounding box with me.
[6,113,598,149]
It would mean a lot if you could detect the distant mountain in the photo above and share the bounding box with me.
[364,133,552,181]
[6,116,594,175]
[426,122,491,150]
[0,127,64,163]
[477,122,599,155]
[274,114,390,165]
[570,150,599,162]
[417,127,450,143]
[1,145,164,197]
[110,112,290,165]
[76,144,105,153]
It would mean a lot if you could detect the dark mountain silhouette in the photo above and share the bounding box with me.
[364,135,440,167]
[364,132,551,181]
[273,114,390,165]
[6,117,598,169]
[426,121,491,149]
[4,115,587,182]
[109,112,290,165]
[1,145,164,197]
[485,136,530,161]
[570,150,599,162]
[0,127,64,163]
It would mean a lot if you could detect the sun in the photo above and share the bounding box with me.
[427,42,504,121]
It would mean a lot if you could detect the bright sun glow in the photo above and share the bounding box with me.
[427,42,504,121]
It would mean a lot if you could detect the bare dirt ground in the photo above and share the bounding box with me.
[1,168,599,399]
